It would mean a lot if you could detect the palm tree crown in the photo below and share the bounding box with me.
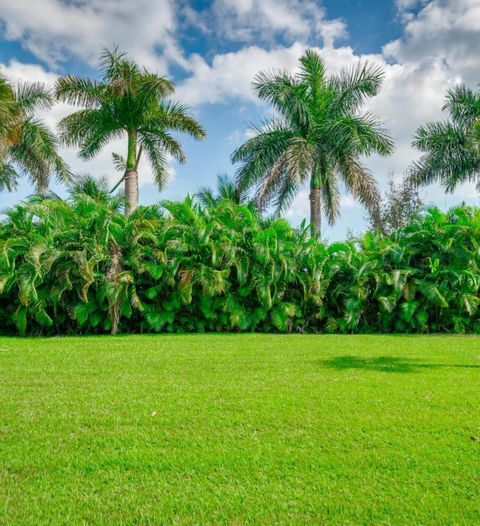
[412,84,480,192]
[232,49,393,236]
[55,48,206,215]
[0,74,70,193]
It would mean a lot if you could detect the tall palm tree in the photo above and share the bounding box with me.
[411,84,480,192]
[55,48,206,215]
[0,74,70,193]
[232,49,393,236]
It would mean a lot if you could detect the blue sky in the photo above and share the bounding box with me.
[1,0,479,239]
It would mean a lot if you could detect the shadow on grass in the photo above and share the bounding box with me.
[318,355,480,373]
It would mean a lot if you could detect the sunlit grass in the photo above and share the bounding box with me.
[1,334,479,524]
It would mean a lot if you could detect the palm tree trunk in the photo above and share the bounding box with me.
[309,187,321,237]
[124,169,138,216]
[107,243,122,335]
[125,130,138,216]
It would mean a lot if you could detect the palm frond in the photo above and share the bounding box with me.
[411,121,479,191]
[253,70,308,127]
[140,128,185,164]
[196,174,247,207]
[338,157,380,213]
[112,152,127,173]
[443,85,480,127]
[153,101,206,140]
[320,169,341,225]
[330,61,385,114]
[99,46,130,81]
[55,76,105,107]
[15,82,53,113]
[139,132,169,190]
[195,185,216,208]
[298,48,327,93]
[136,73,174,104]
[58,108,123,160]
[10,118,71,192]
[327,112,393,156]
[0,162,18,192]
[272,170,300,215]
[232,121,296,192]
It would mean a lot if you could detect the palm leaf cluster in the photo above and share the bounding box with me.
[196,173,250,207]
[0,75,70,192]
[411,84,480,191]
[1,186,479,336]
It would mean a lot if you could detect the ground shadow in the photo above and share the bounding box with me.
[317,355,480,373]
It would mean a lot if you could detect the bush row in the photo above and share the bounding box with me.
[1,192,479,335]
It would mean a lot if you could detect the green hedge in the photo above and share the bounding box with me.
[1,193,479,335]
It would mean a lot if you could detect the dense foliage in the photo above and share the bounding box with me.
[1,186,479,336]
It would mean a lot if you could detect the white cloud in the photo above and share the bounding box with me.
[0,61,58,86]
[176,43,307,106]
[395,0,427,13]
[194,0,347,47]
[0,0,183,72]
[285,189,310,220]
[396,0,422,7]
[385,0,480,85]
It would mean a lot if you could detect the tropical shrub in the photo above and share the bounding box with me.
[0,187,479,335]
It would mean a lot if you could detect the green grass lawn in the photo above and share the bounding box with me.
[1,334,479,525]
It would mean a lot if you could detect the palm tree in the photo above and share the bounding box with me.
[411,84,480,192]
[232,49,393,236]
[196,173,249,207]
[0,74,70,193]
[55,48,206,215]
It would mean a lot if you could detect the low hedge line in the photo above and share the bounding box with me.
[1,193,479,335]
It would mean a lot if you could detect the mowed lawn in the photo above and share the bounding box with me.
[1,335,479,525]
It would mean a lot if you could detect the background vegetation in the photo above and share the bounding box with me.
[1,49,480,337]
[1,180,479,335]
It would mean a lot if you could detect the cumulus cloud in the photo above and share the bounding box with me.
[176,41,384,107]
[189,0,347,48]
[395,0,427,13]
[386,0,480,84]
[0,0,183,72]
[176,43,307,106]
